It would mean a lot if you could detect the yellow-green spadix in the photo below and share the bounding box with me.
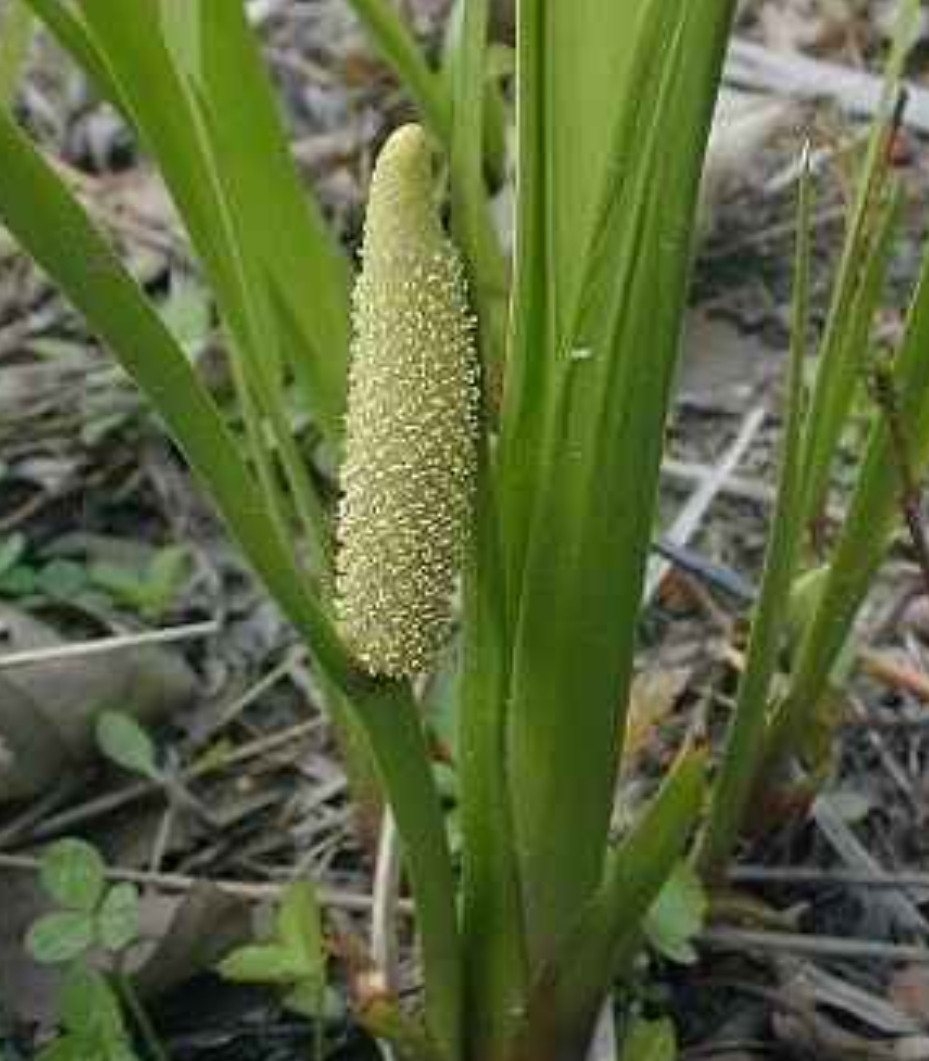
[336,124,479,679]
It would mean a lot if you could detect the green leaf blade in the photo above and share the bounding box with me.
[27,911,96,964]
[97,883,141,952]
[276,880,325,977]
[619,1018,678,1061]
[698,147,814,878]
[521,750,706,1060]
[40,839,106,913]
[643,862,707,965]
[501,0,737,967]
[96,712,161,783]
[218,944,308,985]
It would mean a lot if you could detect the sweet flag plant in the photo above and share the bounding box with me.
[1,1,929,1059]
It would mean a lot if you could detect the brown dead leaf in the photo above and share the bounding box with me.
[622,667,691,775]
[890,967,929,1029]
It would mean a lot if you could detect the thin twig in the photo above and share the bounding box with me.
[6,719,324,845]
[646,406,767,604]
[701,926,929,963]
[0,776,81,848]
[847,694,919,813]
[0,851,401,913]
[0,619,220,671]
[193,645,308,746]
[858,647,929,702]
[813,793,928,934]
[662,457,776,505]
[652,539,757,604]
[371,809,402,1061]
[728,864,929,891]
[371,809,402,990]
[725,38,929,134]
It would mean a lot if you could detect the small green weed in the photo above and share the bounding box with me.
[95,711,162,785]
[25,839,164,1061]
[218,880,331,1021]
[88,547,191,621]
[0,541,189,621]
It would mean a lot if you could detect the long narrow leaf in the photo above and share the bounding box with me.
[799,0,919,526]
[347,0,450,141]
[697,149,814,879]
[447,0,509,392]
[0,0,34,106]
[520,752,706,1061]
[50,0,350,444]
[502,0,736,964]
[768,232,929,770]
[450,3,527,1059]
[20,0,125,107]
[497,1,662,611]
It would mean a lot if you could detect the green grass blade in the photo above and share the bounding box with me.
[347,0,507,189]
[768,226,929,771]
[52,0,348,574]
[450,3,527,1058]
[170,0,351,433]
[521,751,706,1061]
[75,0,350,443]
[799,0,920,527]
[353,690,464,1061]
[190,94,335,577]
[502,0,735,964]
[458,468,527,1061]
[697,149,814,880]
[447,0,508,392]
[497,0,661,608]
[443,0,508,182]
[346,0,451,142]
[20,0,125,107]
[0,0,34,107]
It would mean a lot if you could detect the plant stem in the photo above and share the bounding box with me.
[353,687,464,1061]
[697,145,813,880]
[458,463,528,1061]
[797,0,917,530]
[347,0,451,141]
[113,969,169,1061]
[357,994,447,1061]
[518,750,706,1061]
[765,230,929,776]
[867,358,929,599]
[450,1,528,1056]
